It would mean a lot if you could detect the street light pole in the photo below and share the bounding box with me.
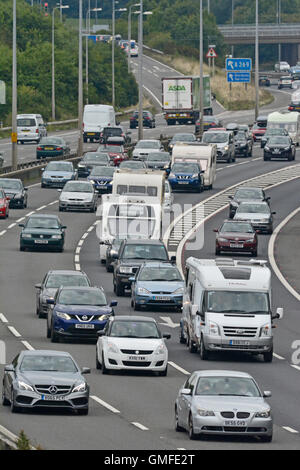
[12,0,17,171]
[112,0,115,108]
[199,0,204,138]
[78,0,83,157]
[138,0,143,141]
[85,7,102,104]
[255,0,259,121]
[52,5,69,121]
[231,0,234,57]
[128,4,141,74]
[278,0,281,62]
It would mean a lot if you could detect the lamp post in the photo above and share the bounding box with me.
[231,0,234,57]
[199,0,204,138]
[52,4,69,121]
[112,2,127,108]
[12,0,17,171]
[85,7,102,104]
[128,3,141,73]
[255,0,259,121]
[278,0,281,62]
[78,0,83,157]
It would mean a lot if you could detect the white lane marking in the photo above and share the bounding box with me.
[21,341,35,351]
[36,205,46,211]
[75,263,81,271]
[48,200,58,206]
[0,313,8,323]
[7,223,16,229]
[74,255,80,263]
[78,240,84,246]
[91,395,120,414]
[168,361,190,375]
[273,353,285,360]
[291,364,300,372]
[75,247,81,254]
[0,230,7,236]
[81,233,88,239]
[26,211,35,216]
[7,326,21,338]
[282,426,299,434]
[143,85,163,107]
[87,226,94,233]
[131,422,149,431]
[16,217,25,223]
[268,206,300,302]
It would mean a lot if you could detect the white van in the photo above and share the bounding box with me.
[112,169,165,204]
[83,104,116,143]
[267,111,300,145]
[181,258,284,362]
[171,142,216,189]
[17,114,47,144]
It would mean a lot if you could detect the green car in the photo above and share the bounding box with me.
[19,214,66,252]
[36,137,71,159]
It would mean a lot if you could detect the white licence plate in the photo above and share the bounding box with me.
[229,340,251,346]
[230,243,244,248]
[178,181,189,184]
[128,356,146,361]
[224,420,246,426]
[75,324,94,329]
[34,239,48,244]
[153,296,171,301]
[41,395,66,401]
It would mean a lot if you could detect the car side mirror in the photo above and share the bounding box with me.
[81,367,91,375]
[35,283,42,289]
[4,365,15,372]
[228,195,233,199]
[191,304,198,316]
[19,224,25,228]
[112,253,119,259]
[180,388,191,396]
[272,211,276,215]
[24,187,28,191]
[163,334,171,339]
[47,299,55,305]
[97,330,105,337]
[265,197,271,201]
[275,307,284,319]
[128,277,135,282]
[110,300,118,307]
[61,225,67,229]
[57,189,62,192]
[263,391,272,398]
[213,229,218,233]
[170,255,176,263]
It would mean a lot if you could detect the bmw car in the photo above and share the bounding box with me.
[0,178,28,209]
[41,161,77,188]
[2,350,90,415]
[19,214,66,252]
[131,262,184,311]
[47,286,117,342]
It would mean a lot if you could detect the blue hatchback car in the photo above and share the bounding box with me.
[47,286,117,342]
[41,161,77,188]
[168,162,204,192]
[130,262,184,311]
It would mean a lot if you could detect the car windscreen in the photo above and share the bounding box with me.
[234,188,263,200]
[83,154,109,162]
[172,163,199,173]
[135,141,160,149]
[268,136,290,145]
[20,355,78,373]
[235,132,247,142]
[90,167,115,176]
[202,132,228,143]
[236,203,270,214]
[138,266,183,281]
[110,320,160,338]
[46,274,90,288]
[63,182,94,193]
[206,290,269,314]
[122,244,168,260]
[104,128,122,136]
[26,217,60,229]
[17,118,36,127]
[45,163,72,172]
[58,289,107,306]
[0,190,5,198]
[40,137,63,145]
[147,154,170,162]
[220,222,254,233]
[105,146,123,152]
[84,111,110,124]
[0,180,22,190]
[171,134,195,142]
[120,161,145,168]
[195,377,260,397]
[265,129,286,136]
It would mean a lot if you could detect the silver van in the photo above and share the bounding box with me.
[17,114,47,144]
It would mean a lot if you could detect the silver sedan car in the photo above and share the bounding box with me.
[175,370,273,442]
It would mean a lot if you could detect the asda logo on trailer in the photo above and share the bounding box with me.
[168,85,186,91]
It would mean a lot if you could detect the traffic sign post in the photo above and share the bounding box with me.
[206,47,217,77]
[227,72,251,83]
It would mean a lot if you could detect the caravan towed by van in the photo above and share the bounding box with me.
[267,110,300,145]
[180,258,283,363]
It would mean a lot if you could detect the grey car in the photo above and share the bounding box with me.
[228,187,270,219]
[202,131,235,163]
[234,201,276,234]
[59,180,98,212]
[35,269,91,318]
[2,350,90,414]
[175,370,273,442]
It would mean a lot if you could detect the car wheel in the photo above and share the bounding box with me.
[215,247,221,256]
[264,156,270,161]
[199,336,210,360]
[106,262,113,273]
[115,282,125,297]
[77,408,89,415]
[96,350,101,370]
[158,365,168,377]
[2,387,10,406]
[46,320,51,338]
[175,407,185,432]
[261,434,273,443]
[133,300,141,311]
[187,334,197,353]
[10,390,21,413]
[263,348,273,363]
[50,324,60,343]
[102,353,109,374]
[188,413,197,440]
[20,246,25,252]
[179,328,186,344]
[252,250,257,257]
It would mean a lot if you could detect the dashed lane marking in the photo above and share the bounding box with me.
[91,395,120,414]
[7,326,21,338]
[0,313,8,323]
[131,422,149,431]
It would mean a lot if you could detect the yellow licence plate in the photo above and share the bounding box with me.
[44,147,54,150]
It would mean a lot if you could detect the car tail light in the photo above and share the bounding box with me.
[56,147,62,151]
[37,146,42,150]
[36,129,39,133]
[288,106,293,110]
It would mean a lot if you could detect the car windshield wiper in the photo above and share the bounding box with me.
[214,309,247,313]
[247,310,268,314]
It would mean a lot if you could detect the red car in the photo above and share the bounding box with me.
[105,144,128,166]
[0,189,9,218]
[251,123,266,141]
[214,219,258,256]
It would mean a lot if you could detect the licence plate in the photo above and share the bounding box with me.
[224,420,246,426]
[178,181,189,184]
[34,239,48,244]
[44,147,54,150]
[230,243,244,248]
[87,133,95,135]
[153,296,171,301]
[41,395,66,401]
[22,129,30,132]
[128,356,146,361]
[75,324,94,329]
[229,340,251,346]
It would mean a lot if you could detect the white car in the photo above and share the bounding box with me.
[163,180,173,212]
[96,315,170,375]
[132,140,164,160]
[275,61,290,73]
[58,180,97,212]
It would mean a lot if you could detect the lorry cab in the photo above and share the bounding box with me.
[181,258,283,363]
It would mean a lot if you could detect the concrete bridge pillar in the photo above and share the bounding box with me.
[281,44,298,65]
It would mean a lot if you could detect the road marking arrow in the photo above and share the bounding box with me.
[159,316,180,328]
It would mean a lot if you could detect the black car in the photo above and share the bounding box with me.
[260,128,289,148]
[77,152,111,177]
[234,131,252,157]
[264,136,295,161]
[0,178,28,208]
[195,116,222,133]
[36,137,71,159]
[99,127,131,145]
[145,152,171,172]
[130,110,156,129]
[228,187,270,219]
[112,239,175,296]
[19,214,66,252]
[35,269,91,318]
[2,350,90,414]
[259,76,271,86]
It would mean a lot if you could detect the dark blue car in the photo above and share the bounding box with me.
[168,162,204,192]
[47,286,117,342]
[87,166,115,194]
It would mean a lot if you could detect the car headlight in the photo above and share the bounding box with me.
[254,409,271,418]
[265,146,270,151]
[284,147,290,151]
[72,382,87,393]
[191,173,199,179]
[197,409,215,417]
[22,233,32,238]
[169,173,175,179]
[119,266,132,274]
[260,323,271,337]
[52,234,62,239]
[217,237,228,242]
[17,381,34,392]
[155,343,166,355]
[56,311,71,320]
[14,192,22,199]
[173,287,184,295]
[78,164,85,168]
[89,180,95,184]
[107,342,119,354]
[209,322,220,336]
[231,201,238,207]
[42,295,54,303]
[163,164,169,169]
[137,287,151,295]
[224,146,229,151]
[261,218,270,223]
[98,314,110,321]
